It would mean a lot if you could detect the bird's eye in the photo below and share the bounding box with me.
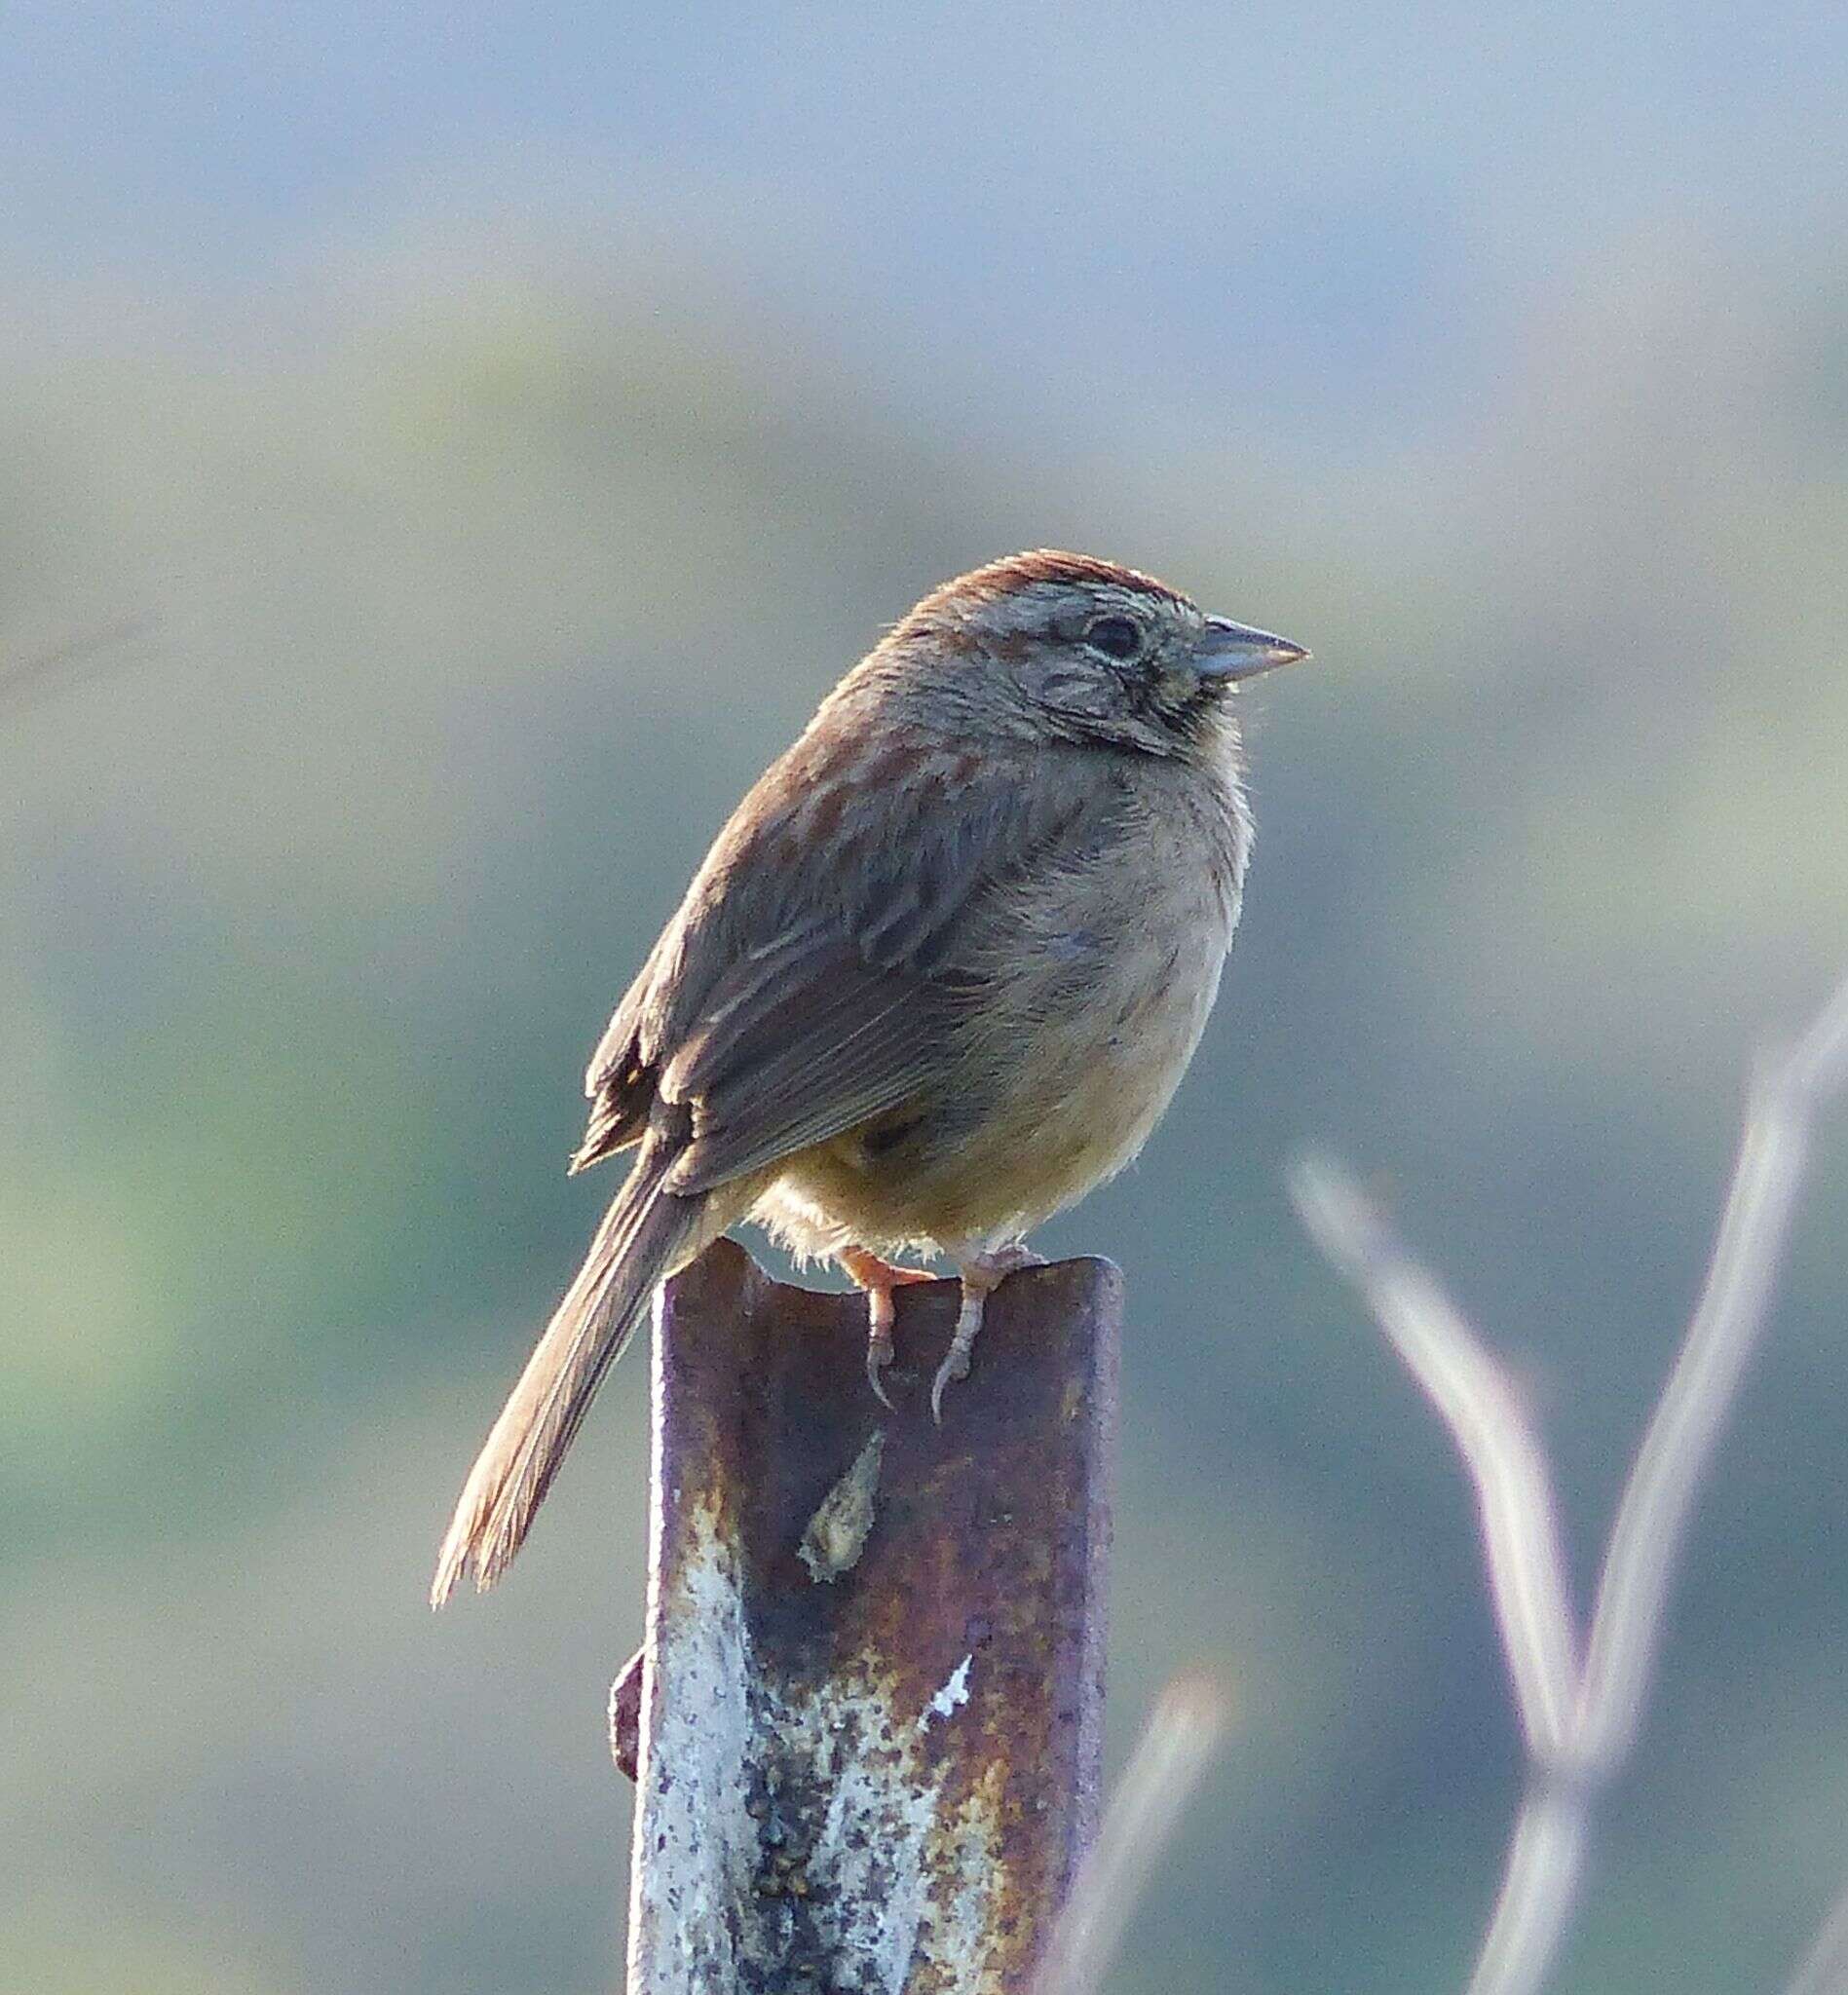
[1084,615,1143,661]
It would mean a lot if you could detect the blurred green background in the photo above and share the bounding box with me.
[4,7,1848,1991]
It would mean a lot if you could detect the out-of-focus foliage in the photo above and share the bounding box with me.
[4,11,1848,1991]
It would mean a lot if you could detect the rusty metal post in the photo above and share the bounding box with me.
[619,1238,1122,1995]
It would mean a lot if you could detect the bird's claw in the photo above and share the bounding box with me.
[866,1322,896,1410]
[929,1241,1040,1424]
[929,1341,972,1425]
[843,1247,930,1410]
[931,1289,985,1424]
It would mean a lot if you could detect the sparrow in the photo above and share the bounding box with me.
[432,550,1308,1603]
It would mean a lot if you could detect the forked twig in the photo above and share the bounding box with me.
[1292,969,1848,1995]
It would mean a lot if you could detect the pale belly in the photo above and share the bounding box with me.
[758,858,1237,1260]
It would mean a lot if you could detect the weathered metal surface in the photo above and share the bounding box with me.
[609,1646,644,1784]
[623,1237,1122,1995]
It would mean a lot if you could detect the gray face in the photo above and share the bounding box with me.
[963,579,1307,757]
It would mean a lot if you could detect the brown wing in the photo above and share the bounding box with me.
[571,728,1118,1191]
[660,929,943,1190]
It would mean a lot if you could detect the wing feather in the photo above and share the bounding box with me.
[572,730,1120,1189]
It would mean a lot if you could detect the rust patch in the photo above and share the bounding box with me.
[623,1240,1122,1994]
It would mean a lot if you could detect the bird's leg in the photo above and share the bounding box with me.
[931,1241,1046,1424]
[838,1245,932,1409]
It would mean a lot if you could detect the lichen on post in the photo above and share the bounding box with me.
[621,1238,1122,1995]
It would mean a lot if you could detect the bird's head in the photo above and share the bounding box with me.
[886,549,1309,757]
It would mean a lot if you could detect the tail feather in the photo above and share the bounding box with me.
[432,1160,702,1606]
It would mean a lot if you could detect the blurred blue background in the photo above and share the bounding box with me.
[3,6,1847,1990]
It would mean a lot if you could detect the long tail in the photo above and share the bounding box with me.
[431,1154,703,1606]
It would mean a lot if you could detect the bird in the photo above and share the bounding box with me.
[431,549,1308,1604]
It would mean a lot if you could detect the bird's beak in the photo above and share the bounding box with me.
[1197,615,1311,682]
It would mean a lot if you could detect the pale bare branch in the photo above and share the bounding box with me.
[1469,1787,1589,1995]
[1786,1867,1848,1995]
[1577,977,1848,1770]
[1032,1667,1234,1995]
[1291,1157,1579,1763]
[1292,968,1848,1995]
